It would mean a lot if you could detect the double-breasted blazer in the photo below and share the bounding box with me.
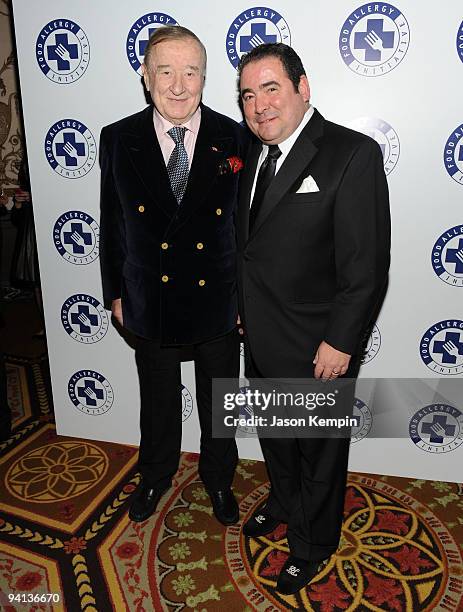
[237,109,391,377]
[99,104,247,344]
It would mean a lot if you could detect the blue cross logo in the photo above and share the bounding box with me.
[138,27,157,57]
[354,18,394,61]
[46,33,79,71]
[55,132,86,167]
[77,379,104,407]
[70,305,99,334]
[445,238,463,274]
[63,223,93,254]
[420,414,455,443]
[433,332,463,364]
[240,23,277,53]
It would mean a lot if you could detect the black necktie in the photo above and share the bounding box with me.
[249,145,282,232]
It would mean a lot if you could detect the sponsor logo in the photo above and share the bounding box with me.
[53,210,99,265]
[182,384,193,421]
[45,119,96,179]
[409,404,463,453]
[431,225,463,287]
[36,19,89,83]
[339,3,410,77]
[362,324,381,364]
[126,12,178,74]
[226,7,291,69]
[349,117,400,174]
[351,398,372,442]
[457,20,463,65]
[61,294,109,343]
[68,370,114,415]
[420,320,463,375]
[443,124,463,185]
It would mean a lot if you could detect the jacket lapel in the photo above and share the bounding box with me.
[120,106,178,218]
[238,139,262,246]
[249,109,324,239]
[173,106,232,229]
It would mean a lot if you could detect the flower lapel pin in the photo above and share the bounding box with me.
[218,156,244,176]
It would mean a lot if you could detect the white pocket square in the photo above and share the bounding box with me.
[296,175,319,193]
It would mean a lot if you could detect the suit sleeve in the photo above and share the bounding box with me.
[324,138,391,355]
[99,127,127,310]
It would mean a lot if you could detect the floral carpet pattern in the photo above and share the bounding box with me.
[1,356,462,611]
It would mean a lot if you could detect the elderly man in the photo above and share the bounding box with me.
[99,26,247,524]
[237,43,390,593]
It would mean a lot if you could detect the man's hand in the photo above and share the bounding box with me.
[111,298,123,326]
[313,341,351,379]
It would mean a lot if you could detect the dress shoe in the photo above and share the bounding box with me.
[243,506,281,537]
[276,555,322,595]
[128,484,168,522]
[207,488,239,525]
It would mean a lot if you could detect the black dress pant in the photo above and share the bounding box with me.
[246,349,356,562]
[135,330,239,491]
[260,435,350,562]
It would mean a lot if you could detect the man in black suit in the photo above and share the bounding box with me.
[237,44,390,593]
[99,26,247,525]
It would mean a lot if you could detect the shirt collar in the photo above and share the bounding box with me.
[153,105,201,136]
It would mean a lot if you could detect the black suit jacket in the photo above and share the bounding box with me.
[237,109,391,377]
[99,104,247,344]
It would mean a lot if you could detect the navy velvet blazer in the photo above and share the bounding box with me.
[99,104,247,344]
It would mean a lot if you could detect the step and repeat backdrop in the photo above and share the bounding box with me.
[11,1,463,481]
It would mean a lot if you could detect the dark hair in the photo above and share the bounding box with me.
[143,25,207,73]
[237,43,306,94]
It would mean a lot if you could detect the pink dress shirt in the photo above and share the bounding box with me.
[153,106,201,169]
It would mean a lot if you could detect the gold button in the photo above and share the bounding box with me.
[138,205,145,213]
[161,242,169,250]
[216,208,222,216]
[196,242,204,250]
[161,275,169,283]
[198,279,206,287]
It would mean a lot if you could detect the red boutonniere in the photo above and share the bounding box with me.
[218,156,244,176]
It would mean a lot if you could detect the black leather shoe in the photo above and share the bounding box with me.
[207,488,239,525]
[276,555,322,595]
[243,507,281,537]
[128,484,168,522]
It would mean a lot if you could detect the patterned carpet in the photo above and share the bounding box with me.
[1,355,462,611]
